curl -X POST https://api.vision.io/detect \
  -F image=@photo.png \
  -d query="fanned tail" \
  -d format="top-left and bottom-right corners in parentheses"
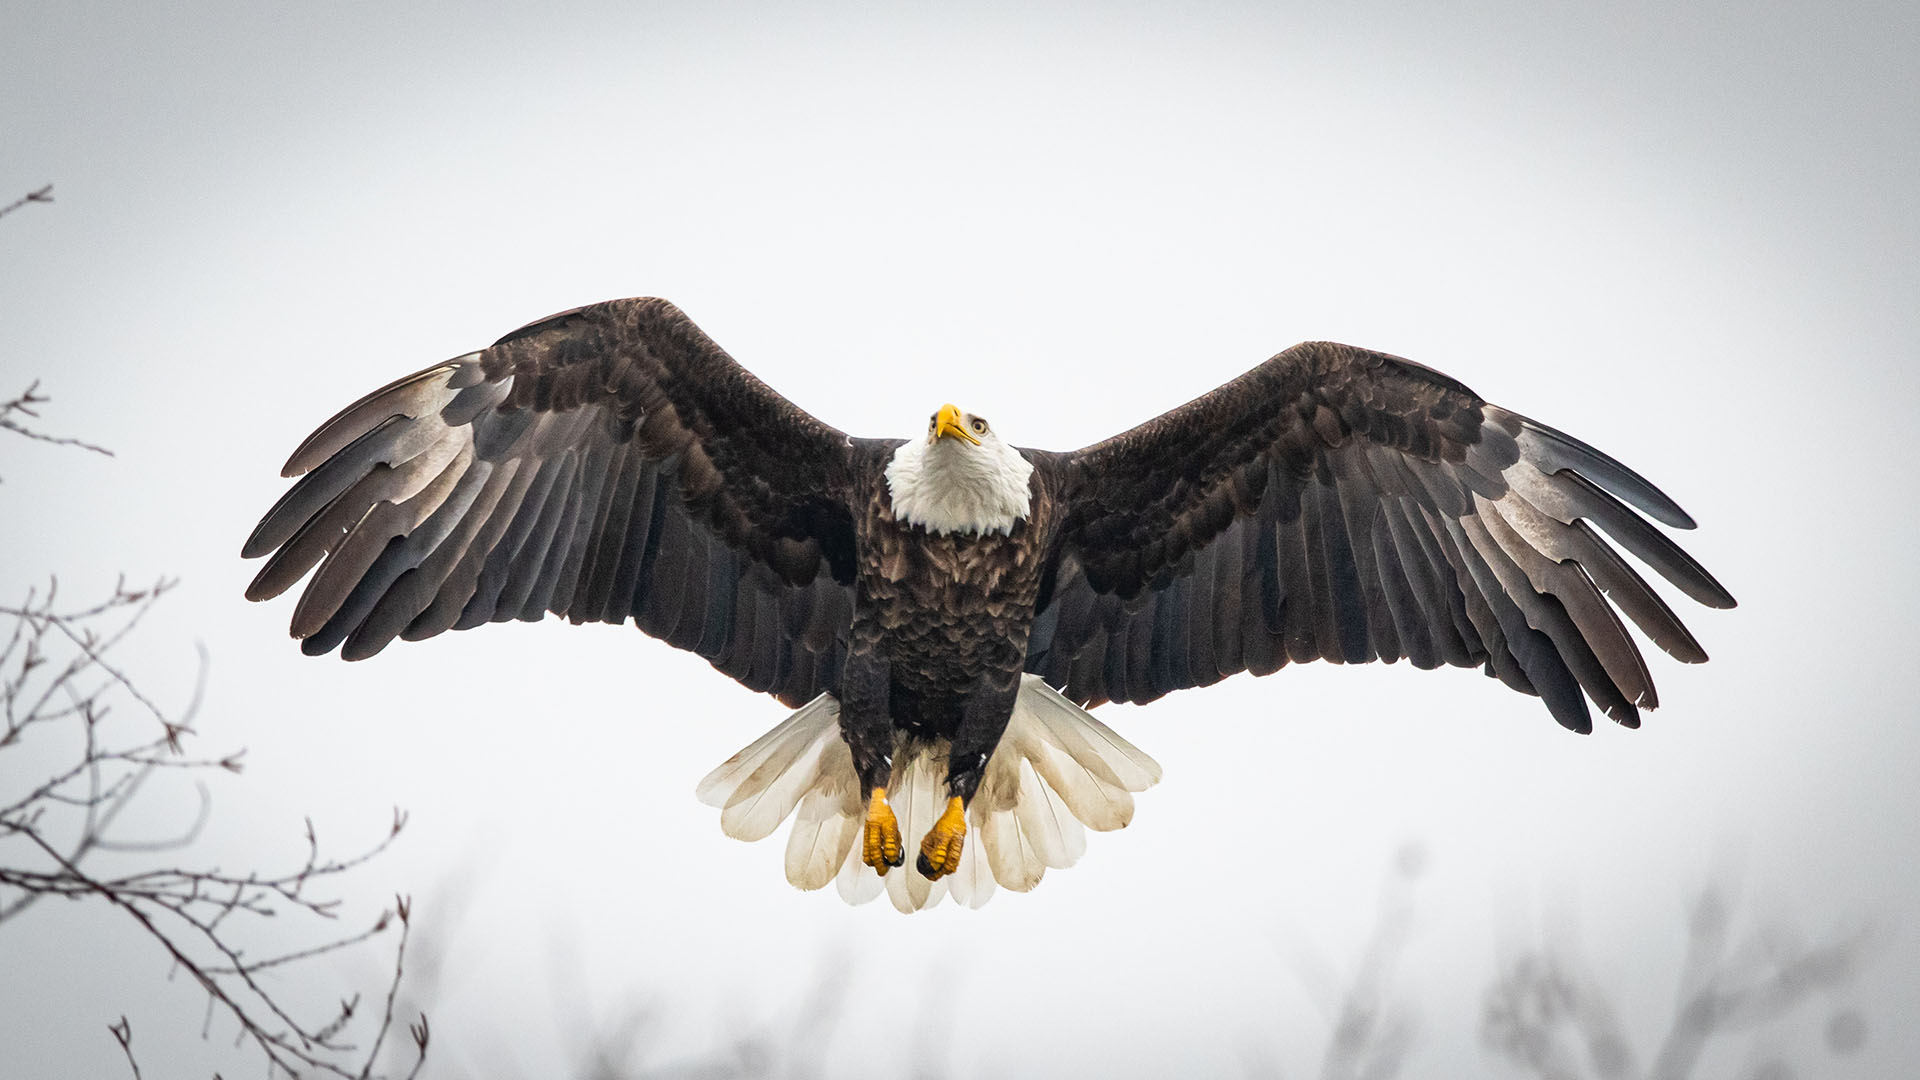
top-left (696, 675), bottom-right (1161, 912)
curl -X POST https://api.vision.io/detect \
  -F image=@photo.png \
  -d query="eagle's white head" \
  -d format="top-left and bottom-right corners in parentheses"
top-left (884, 403), bottom-right (1035, 536)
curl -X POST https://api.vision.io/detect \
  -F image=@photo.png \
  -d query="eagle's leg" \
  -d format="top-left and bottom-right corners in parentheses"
top-left (839, 648), bottom-right (902, 874)
top-left (917, 796), bottom-right (967, 880)
top-left (917, 670), bottom-right (1020, 880)
top-left (862, 787), bottom-right (903, 874)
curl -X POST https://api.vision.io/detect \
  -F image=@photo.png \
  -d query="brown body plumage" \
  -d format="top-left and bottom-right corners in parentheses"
top-left (856, 475), bottom-right (1059, 736)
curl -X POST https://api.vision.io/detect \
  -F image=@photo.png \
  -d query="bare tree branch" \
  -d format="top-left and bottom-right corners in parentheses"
top-left (5, 204), bottom-right (426, 1075)
top-left (0, 578), bottom-right (425, 1077)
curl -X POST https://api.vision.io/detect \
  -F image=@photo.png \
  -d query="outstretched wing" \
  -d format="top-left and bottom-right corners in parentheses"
top-left (1025, 342), bottom-right (1735, 732)
top-left (244, 297), bottom-right (860, 707)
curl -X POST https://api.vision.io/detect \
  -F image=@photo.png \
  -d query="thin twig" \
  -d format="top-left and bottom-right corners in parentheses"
top-left (0, 183), bottom-right (53, 221)
top-left (1, 379), bottom-right (114, 461)
top-left (357, 895), bottom-right (415, 1080)
top-left (108, 1016), bottom-right (141, 1080)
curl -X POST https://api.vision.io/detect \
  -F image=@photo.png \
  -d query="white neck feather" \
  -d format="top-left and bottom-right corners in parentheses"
top-left (884, 435), bottom-right (1035, 536)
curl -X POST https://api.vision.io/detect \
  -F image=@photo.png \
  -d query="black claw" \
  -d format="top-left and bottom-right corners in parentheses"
top-left (915, 853), bottom-right (936, 878)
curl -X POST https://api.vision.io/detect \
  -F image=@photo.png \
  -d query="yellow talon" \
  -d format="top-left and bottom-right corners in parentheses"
top-left (862, 787), bottom-right (903, 874)
top-left (916, 795), bottom-right (968, 880)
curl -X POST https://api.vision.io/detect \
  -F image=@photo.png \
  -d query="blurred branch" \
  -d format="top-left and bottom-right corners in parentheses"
top-left (0, 183), bottom-right (53, 221)
top-left (582, 952), bottom-right (866, 1080)
top-left (1305, 843), bottom-right (1424, 1080)
top-left (1648, 882), bottom-right (1867, 1080)
top-left (409, 929), bottom-right (915, 1080)
top-left (1481, 880), bottom-right (1871, 1080)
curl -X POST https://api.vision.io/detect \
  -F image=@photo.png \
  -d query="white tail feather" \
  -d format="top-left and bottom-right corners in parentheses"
top-left (834, 836), bottom-right (886, 905)
top-left (947, 807), bottom-right (996, 909)
top-left (695, 691), bottom-right (840, 811)
top-left (782, 764), bottom-right (860, 890)
top-left (696, 675), bottom-right (1160, 912)
top-left (886, 749), bottom-right (949, 913)
top-left (695, 694), bottom-right (845, 843)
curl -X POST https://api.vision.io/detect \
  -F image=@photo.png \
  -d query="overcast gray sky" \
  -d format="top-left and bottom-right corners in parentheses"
top-left (4, 1), bottom-right (1917, 1076)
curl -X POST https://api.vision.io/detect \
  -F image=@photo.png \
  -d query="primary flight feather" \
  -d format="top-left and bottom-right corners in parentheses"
top-left (245, 297), bottom-right (1733, 912)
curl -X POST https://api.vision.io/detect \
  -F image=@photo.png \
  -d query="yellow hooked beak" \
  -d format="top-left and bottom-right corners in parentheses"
top-left (933, 403), bottom-right (980, 445)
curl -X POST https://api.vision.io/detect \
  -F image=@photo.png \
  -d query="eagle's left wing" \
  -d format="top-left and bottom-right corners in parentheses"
top-left (1024, 342), bottom-right (1734, 732)
top-left (243, 298), bottom-right (861, 707)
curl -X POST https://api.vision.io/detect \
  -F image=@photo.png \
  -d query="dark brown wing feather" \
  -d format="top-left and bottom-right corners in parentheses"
top-left (1025, 342), bottom-right (1734, 732)
top-left (243, 297), bottom-right (859, 707)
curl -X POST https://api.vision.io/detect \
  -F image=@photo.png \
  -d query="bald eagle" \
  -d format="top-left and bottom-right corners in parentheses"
top-left (244, 297), bottom-right (1733, 912)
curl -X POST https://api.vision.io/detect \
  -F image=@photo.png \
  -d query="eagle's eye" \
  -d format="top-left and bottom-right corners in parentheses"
top-left (972, 418), bottom-right (987, 434)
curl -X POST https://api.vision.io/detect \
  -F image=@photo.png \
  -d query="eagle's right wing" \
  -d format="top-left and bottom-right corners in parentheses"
top-left (243, 297), bottom-right (859, 707)
top-left (1027, 341), bottom-right (1734, 732)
